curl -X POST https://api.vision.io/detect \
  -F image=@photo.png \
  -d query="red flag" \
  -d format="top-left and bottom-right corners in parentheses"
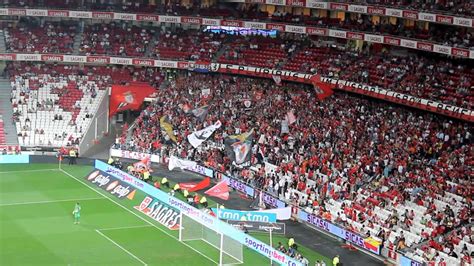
top-left (109, 83), bottom-right (155, 117)
top-left (309, 74), bottom-right (334, 100)
top-left (205, 180), bottom-right (229, 200)
top-left (179, 177), bottom-right (211, 192)
top-left (133, 157), bottom-right (151, 173)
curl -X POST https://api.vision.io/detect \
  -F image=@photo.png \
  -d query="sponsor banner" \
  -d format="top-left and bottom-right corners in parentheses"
top-left (0, 154), bottom-right (29, 164)
top-left (8, 8), bottom-right (27, 16)
top-left (181, 16), bottom-right (202, 25)
top-left (134, 196), bottom-right (180, 229)
top-left (400, 39), bottom-right (417, 49)
top-left (136, 14), bottom-right (159, 22)
top-left (63, 55), bottom-right (87, 63)
top-left (95, 160), bottom-right (302, 266)
top-left (87, 55), bottom-right (110, 64)
top-left (212, 208), bottom-right (277, 222)
top-left (285, 25), bottom-right (306, 34)
top-left (436, 15), bottom-right (453, 24)
top-left (330, 3), bottom-right (349, 11)
top-left (69, 11), bottom-right (92, 18)
top-left (182, 162), bottom-right (214, 178)
top-left (262, 191), bottom-right (286, 208)
top-left (286, 0), bottom-right (305, 7)
top-left (399, 255), bottom-right (423, 266)
top-left (402, 10), bottom-right (418, 20)
top-left (110, 148), bottom-right (160, 163)
top-left (298, 209), bottom-right (381, 255)
top-left (266, 23), bottom-right (285, 31)
top-left (266, 0), bottom-right (286, 5)
top-left (202, 18), bottom-right (221, 26)
top-left (260, 207), bottom-right (291, 220)
top-left (92, 11), bottom-right (114, 19)
top-left (453, 17), bottom-right (472, 27)
top-left (329, 29), bottom-right (347, 39)
top-left (451, 47), bottom-right (470, 58)
top-left (419, 12), bottom-right (436, 22)
top-left (110, 57), bottom-right (132, 65)
top-left (306, 27), bottom-right (327, 36)
top-left (0, 8), bottom-right (8, 16)
top-left (306, 0), bottom-right (328, 9)
top-left (227, 220), bottom-right (286, 234)
top-left (364, 34), bottom-right (383, 43)
top-left (243, 21), bottom-right (266, 30)
top-left (16, 53), bottom-right (41, 61)
top-left (47, 10), bottom-right (69, 17)
top-left (433, 44), bottom-right (451, 55)
top-left (0, 53), bottom-right (16, 60)
top-left (26, 9), bottom-right (47, 16)
top-left (367, 6), bottom-right (385, 15)
top-left (114, 12), bottom-right (136, 20)
top-left (85, 170), bottom-right (136, 199)
top-left (159, 15), bottom-right (181, 23)
top-left (385, 8), bottom-right (403, 17)
top-left (155, 60), bottom-right (178, 68)
top-left (220, 173), bottom-right (255, 197)
top-left (416, 42), bottom-right (434, 52)
top-left (323, 77), bottom-right (474, 122)
top-left (347, 32), bottom-right (364, 40)
top-left (221, 20), bottom-right (243, 27)
top-left (349, 5), bottom-right (368, 14)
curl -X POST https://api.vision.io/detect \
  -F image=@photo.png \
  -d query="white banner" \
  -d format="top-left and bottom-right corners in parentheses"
top-left (260, 207), bottom-right (292, 220)
top-left (168, 155), bottom-right (197, 171)
top-left (109, 148), bottom-right (160, 163)
top-left (187, 121), bottom-right (222, 148)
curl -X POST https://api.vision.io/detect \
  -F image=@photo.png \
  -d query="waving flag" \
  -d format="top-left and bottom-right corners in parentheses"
top-left (285, 110), bottom-right (296, 125)
top-left (187, 121), bottom-right (222, 148)
top-left (109, 84), bottom-right (155, 117)
top-left (191, 105), bottom-right (209, 122)
top-left (224, 130), bottom-right (254, 165)
top-left (205, 180), bottom-right (229, 200)
top-left (168, 156), bottom-right (197, 171)
top-left (160, 116), bottom-right (177, 143)
top-left (179, 177), bottom-right (211, 192)
top-left (133, 157), bottom-right (151, 173)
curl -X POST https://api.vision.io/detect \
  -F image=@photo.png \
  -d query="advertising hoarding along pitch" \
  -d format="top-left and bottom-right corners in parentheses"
top-left (211, 208), bottom-right (277, 222)
top-left (85, 170), bottom-right (136, 199)
top-left (95, 160), bottom-right (302, 266)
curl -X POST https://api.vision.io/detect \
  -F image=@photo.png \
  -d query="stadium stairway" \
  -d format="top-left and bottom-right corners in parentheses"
top-left (0, 30), bottom-right (6, 53)
top-left (0, 78), bottom-right (19, 145)
top-left (73, 22), bottom-right (84, 54)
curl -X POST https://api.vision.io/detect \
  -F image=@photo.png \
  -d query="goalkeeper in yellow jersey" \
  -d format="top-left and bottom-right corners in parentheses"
top-left (72, 202), bottom-right (81, 224)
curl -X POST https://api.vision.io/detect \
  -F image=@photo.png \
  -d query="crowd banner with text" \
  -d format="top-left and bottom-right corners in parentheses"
top-left (168, 155), bottom-right (197, 171)
top-left (226, 220), bottom-right (286, 235)
top-left (0, 53), bottom-right (472, 122)
top-left (95, 160), bottom-right (302, 266)
top-left (219, 172), bottom-right (255, 197)
top-left (211, 208), bottom-right (277, 222)
top-left (298, 209), bottom-right (381, 255)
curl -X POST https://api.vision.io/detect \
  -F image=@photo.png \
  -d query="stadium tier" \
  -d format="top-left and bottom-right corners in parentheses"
top-left (0, 2), bottom-right (472, 266)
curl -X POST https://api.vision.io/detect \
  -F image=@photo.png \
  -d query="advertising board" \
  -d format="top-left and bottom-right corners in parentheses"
top-left (0, 154), bottom-right (30, 164)
top-left (84, 170), bottom-right (136, 199)
top-left (211, 208), bottom-right (277, 222)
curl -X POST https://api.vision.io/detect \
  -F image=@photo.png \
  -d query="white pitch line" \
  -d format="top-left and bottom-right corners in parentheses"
top-left (98, 224), bottom-right (153, 231)
top-left (0, 168), bottom-right (59, 174)
top-left (95, 229), bottom-right (147, 266)
top-left (59, 169), bottom-right (219, 265)
top-left (0, 197), bottom-right (105, 207)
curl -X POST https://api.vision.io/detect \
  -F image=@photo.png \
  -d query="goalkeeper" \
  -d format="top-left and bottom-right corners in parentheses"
top-left (72, 202), bottom-right (81, 224)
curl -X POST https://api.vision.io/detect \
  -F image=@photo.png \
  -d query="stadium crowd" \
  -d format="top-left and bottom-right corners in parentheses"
top-left (114, 72), bottom-right (473, 264)
top-left (4, 20), bottom-right (472, 109)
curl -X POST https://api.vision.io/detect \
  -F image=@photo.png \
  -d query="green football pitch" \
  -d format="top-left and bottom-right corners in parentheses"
top-left (0, 163), bottom-right (332, 266)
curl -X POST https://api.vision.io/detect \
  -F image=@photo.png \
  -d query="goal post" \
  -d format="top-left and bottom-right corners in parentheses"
top-left (179, 212), bottom-right (244, 265)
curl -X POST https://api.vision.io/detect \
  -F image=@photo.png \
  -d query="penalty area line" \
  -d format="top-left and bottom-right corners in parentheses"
top-left (95, 229), bottom-right (147, 266)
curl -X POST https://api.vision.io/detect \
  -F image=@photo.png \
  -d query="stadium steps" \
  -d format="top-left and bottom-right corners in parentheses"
top-left (145, 31), bottom-right (159, 57)
top-left (0, 30), bottom-right (6, 53)
top-left (73, 22), bottom-right (84, 54)
top-left (0, 78), bottom-right (19, 145)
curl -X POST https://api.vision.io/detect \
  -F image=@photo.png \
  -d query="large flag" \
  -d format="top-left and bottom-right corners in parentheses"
top-left (191, 105), bottom-right (209, 122)
top-left (224, 130), bottom-right (253, 165)
top-left (310, 74), bottom-right (334, 100)
top-left (168, 156), bottom-right (197, 171)
top-left (179, 177), bottom-right (211, 192)
top-left (160, 116), bottom-right (177, 143)
top-left (109, 84), bottom-right (155, 117)
top-left (187, 120), bottom-right (222, 148)
top-left (205, 180), bottom-right (229, 200)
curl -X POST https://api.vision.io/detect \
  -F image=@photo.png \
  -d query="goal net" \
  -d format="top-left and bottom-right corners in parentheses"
top-left (179, 212), bottom-right (243, 265)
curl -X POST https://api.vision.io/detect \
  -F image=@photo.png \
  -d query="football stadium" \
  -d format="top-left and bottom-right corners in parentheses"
top-left (0, 1), bottom-right (472, 266)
